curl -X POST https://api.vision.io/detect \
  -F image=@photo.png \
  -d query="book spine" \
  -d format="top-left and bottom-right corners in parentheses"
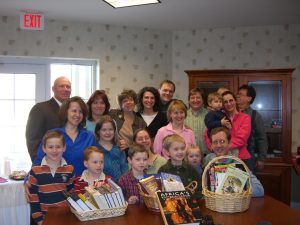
top-left (65, 196), bottom-right (84, 212)
top-left (84, 187), bottom-right (103, 209)
top-left (95, 187), bottom-right (112, 208)
top-left (209, 167), bottom-right (215, 192)
top-left (78, 193), bottom-right (98, 210)
top-left (62, 191), bottom-right (84, 212)
top-left (107, 179), bottom-right (126, 207)
top-left (70, 193), bottom-right (92, 212)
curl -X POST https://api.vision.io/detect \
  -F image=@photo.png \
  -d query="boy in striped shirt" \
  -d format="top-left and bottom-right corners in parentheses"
top-left (28, 130), bottom-right (75, 225)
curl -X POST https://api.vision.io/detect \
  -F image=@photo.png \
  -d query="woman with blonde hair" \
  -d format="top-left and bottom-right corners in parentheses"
top-left (153, 100), bottom-right (196, 158)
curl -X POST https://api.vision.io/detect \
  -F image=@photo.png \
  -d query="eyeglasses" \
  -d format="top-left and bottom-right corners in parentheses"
top-left (212, 139), bottom-right (226, 145)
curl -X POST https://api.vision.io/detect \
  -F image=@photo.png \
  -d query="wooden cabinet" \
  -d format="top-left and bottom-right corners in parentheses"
top-left (185, 69), bottom-right (294, 204)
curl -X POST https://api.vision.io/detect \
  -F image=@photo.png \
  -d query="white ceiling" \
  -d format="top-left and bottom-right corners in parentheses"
top-left (0, 0), bottom-right (300, 30)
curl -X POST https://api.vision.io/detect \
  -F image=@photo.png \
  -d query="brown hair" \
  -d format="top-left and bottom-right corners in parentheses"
top-left (159, 80), bottom-right (176, 92)
top-left (127, 143), bottom-right (149, 159)
top-left (117, 89), bottom-right (138, 108)
top-left (43, 130), bottom-right (65, 147)
top-left (83, 146), bottom-right (104, 161)
top-left (163, 134), bottom-right (186, 152)
top-left (209, 127), bottom-right (231, 142)
top-left (86, 90), bottom-right (110, 120)
top-left (188, 87), bottom-right (204, 100)
top-left (94, 115), bottom-right (118, 144)
top-left (59, 96), bottom-right (88, 128)
top-left (137, 86), bottom-right (161, 113)
top-left (222, 90), bottom-right (237, 101)
top-left (133, 128), bottom-right (154, 153)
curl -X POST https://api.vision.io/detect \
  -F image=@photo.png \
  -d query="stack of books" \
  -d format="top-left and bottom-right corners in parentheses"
top-left (207, 163), bottom-right (249, 194)
top-left (64, 178), bottom-right (125, 213)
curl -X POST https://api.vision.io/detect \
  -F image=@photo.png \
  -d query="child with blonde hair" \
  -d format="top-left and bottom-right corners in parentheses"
top-left (186, 145), bottom-right (203, 176)
top-left (158, 134), bottom-right (202, 199)
top-left (204, 92), bottom-right (231, 135)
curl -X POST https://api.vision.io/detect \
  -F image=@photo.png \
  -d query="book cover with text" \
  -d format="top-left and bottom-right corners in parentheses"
top-left (156, 191), bottom-right (202, 225)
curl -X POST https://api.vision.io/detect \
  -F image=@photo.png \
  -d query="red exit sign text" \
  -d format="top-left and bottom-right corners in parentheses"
top-left (20, 12), bottom-right (44, 30)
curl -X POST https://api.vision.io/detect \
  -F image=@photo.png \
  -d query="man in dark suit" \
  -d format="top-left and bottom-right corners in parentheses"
top-left (26, 76), bottom-right (71, 162)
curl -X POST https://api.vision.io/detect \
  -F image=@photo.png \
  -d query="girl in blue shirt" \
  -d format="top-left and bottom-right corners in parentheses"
top-left (94, 115), bottom-right (128, 182)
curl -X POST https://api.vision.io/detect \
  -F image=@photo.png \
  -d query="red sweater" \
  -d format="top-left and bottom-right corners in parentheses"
top-left (74, 173), bottom-right (112, 195)
top-left (204, 111), bottom-right (251, 160)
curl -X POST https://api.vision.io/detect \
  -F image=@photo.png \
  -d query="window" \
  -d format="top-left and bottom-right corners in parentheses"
top-left (50, 63), bottom-right (96, 101)
top-left (0, 57), bottom-right (98, 173)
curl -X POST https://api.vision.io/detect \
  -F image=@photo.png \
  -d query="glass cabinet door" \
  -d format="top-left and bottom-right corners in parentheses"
top-left (248, 80), bottom-right (283, 159)
top-left (240, 73), bottom-right (291, 163)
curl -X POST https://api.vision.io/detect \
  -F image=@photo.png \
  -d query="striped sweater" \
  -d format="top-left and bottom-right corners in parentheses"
top-left (28, 158), bottom-right (75, 223)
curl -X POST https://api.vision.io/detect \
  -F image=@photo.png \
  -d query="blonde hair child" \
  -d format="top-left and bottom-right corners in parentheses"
top-left (205, 92), bottom-right (231, 135)
top-left (186, 145), bottom-right (203, 175)
top-left (158, 134), bottom-right (203, 199)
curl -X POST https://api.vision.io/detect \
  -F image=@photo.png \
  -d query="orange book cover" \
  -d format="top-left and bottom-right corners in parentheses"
top-left (156, 191), bottom-right (202, 225)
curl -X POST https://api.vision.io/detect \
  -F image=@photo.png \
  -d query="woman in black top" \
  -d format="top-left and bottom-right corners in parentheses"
top-left (136, 87), bottom-right (168, 139)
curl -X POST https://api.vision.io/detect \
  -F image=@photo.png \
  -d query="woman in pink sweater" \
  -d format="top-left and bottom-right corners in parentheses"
top-left (153, 100), bottom-right (196, 158)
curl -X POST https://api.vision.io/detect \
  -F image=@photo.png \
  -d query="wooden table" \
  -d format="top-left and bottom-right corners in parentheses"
top-left (43, 196), bottom-right (300, 225)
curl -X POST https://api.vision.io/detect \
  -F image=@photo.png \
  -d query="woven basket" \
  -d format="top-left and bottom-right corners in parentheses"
top-left (138, 180), bottom-right (198, 212)
top-left (70, 203), bottom-right (128, 221)
top-left (137, 183), bottom-right (160, 212)
top-left (202, 155), bottom-right (252, 213)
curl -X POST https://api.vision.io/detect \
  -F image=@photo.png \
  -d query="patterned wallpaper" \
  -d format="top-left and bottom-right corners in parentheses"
top-left (0, 16), bottom-right (172, 108)
top-left (172, 24), bottom-right (300, 153)
top-left (0, 16), bottom-right (299, 153)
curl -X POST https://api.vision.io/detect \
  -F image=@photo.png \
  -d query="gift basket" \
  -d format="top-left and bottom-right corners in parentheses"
top-left (70, 203), bottom-right (128, 221)
top-left (68, 179), bottom-right (128, 221)
top-left (202, 155), bottom-right (252, 213)
top-left (137, 176), bottom-right (161, 212)
top-left (138, 185), bottom-right (161, 212)
top-left (138, 175), bottom-right (198, 212)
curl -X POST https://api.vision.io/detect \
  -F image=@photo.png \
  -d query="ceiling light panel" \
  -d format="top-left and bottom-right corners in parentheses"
top-left (104, 0), bottom-right (160, 8)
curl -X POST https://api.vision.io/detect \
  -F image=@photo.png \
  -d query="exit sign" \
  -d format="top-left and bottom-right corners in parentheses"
top-left (20, 12), bottom-right (44, 30)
